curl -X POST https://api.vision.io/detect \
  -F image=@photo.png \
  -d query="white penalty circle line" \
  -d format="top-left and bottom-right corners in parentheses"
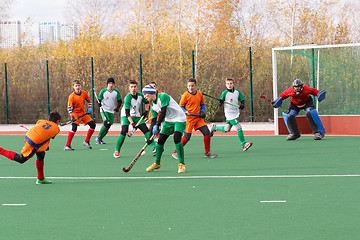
top-left (2, 204), bottom-right (27, 206)
top-left (1, 174), bottom-right (360, 180)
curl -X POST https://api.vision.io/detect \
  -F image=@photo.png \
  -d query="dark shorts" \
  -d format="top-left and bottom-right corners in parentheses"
top-left (288, 97), bottom-right (314, 114)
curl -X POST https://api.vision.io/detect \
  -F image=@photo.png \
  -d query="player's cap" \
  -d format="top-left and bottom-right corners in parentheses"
top-left (107, 78), bottom-right (115, 84)
top-left (142, 84), bottom-right (157, 94)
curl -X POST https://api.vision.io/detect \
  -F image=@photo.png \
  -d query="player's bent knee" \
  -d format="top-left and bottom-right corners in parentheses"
top-left (234, 123), bottom-right (242, 131)
top-left (173, 131), bottom-right (182, 144)
top-left (104, 121), bottom-right (111, 129)
top-left (88, 121), bottom-right (96, 129)
top-left (14, 154), bottom-right (28, 164)
top-left (71, 123), bottom-right (78, 132)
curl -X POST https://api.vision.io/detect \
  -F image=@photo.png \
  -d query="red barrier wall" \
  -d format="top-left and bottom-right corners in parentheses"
top-left (278, 115), bottom-right (360, 135)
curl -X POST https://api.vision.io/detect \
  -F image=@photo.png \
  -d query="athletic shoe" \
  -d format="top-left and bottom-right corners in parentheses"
top-left (113, 151), bottom-right (120, 158)
top-left (178, 163), bottom-right (186, 173)
top-left (172, 152), bottom-right (178, 160)
top-left (82, 141), bottom-right (92, 149)
top-left (286, 134), bottom-right (301, 141)
top-left (209, 123), bottom-right (216, 137)
top-left (204, 152), bottom-right (218, 158)
top-left (314, 132), bottom-right (324, 140)
top-left (64, 145), bottom-right (74, 151)
top-left (36, 178), bottom-right (52, 184)
top-left (146, 162), bottom-right (161, 172)
top-left (95, 137), bottom-right (106, 144)
top-left (242, 142), bottom-right (253, 151)
top-left (153, 148), bottom-right (157, 156)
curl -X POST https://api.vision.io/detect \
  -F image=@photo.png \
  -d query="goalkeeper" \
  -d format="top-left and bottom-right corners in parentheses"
top-left (273, 79), bottom-right (327, 140)
top-left (95, 78), bottom-right (122, 144)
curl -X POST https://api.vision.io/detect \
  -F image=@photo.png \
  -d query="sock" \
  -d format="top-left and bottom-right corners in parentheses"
top-left (115, 134), bottom-right (126, 152)
top-left (144, 132), bottom-right (156, 150)
top-left (85, 128), bottom-right (95, 143)
top-left (98, 125), bottom-right (109, 139)
top-left (66, 131), bottom-right (75, 146)
top-left (174, 137), bottom-right (189, 153)
top-left (175, 142), bottom-right (185, 164)
top-left (214, 125), bottom-right (226, 132)
top-left (204, 135), bottom-right (211, 154)
top-left (237, 129), bottom-right (246, 146)
top-left (36, 160), bottom-right (45, 180)
top-left (0, 147), bottom-right (17, 160)
top-left (155, 144), bottom-right (164, 165)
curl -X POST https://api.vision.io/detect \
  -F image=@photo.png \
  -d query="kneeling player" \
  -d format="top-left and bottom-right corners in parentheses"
top-left (273, 79), bottom-right (327, 140)
top-left (0, 111), bottom-right (61, 184)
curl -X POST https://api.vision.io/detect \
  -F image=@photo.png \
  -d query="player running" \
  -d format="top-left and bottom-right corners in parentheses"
top-left (210, 78), bottom-right (253, 151)
top-left (273, 79), bottom-right (327, 140)
top-left (64, 80), bottom-right (96, 150)
top-left (113, 80), bottom-right (155, 158)
top-left (142, 84), bottom-right (187, 173)
top-left (95, 78), bottom-right (122, 144)
top-left (172, 78), bottom-right (217, 159)
top-left (0, 111), bottom-right (61, 184)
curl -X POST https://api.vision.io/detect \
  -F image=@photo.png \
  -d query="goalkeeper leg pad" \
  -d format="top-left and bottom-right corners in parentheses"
top-left (306, 109), bottom-right (325, 135)
top-left (283, 113), bottom-right (300, 140)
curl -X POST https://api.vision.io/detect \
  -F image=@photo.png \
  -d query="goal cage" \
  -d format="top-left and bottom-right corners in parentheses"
top-left (272, 43), bottom-right (360, 135)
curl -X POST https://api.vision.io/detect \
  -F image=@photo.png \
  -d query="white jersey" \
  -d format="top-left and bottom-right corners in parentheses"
top-left (220, 88), bottom-right (245, 120)
top-left (121, 92), bottom-right (148, 117)
top-left (150, 93), bottom-right (186, 122)
top-left (98, 88), bottom-right (121, 114)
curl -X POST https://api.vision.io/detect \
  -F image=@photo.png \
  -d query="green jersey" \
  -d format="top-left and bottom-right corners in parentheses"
top-left (121, 92), bottom-right (148, 118)
top-left (150, 93), bottom-right (186, 122)
top-left (98, 88), bottom-right (122, 114)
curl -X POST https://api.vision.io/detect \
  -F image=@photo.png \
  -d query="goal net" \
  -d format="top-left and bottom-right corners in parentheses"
top-left (272, 43), bottom-right (360, 135)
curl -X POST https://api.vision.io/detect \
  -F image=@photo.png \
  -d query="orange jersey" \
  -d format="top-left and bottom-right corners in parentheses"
top-left (23, 120), bottom-right (60, 153)
top-left (67, 90), bottom-right (92, 115)
top-left (179, 90), bottom-right (205, 115)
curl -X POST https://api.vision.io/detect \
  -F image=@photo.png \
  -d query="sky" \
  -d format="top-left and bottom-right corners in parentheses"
top-left (9, 0), bottom-right (68, 24)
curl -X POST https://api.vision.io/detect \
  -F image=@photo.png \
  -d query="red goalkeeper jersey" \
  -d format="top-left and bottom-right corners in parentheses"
top-left (279, 85), bottom-right (319, 107)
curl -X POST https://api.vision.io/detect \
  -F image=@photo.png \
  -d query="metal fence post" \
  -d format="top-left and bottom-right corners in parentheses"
top-left (46, 60), bottom-right (50, 116)
top-left (4, 63), bottom-right (9, 124)
top-left (191, 50), bottom-right (195, 78)
top-left (91, 57), bottom-right (95, 120)
top-left (249, 47), bottom-right (254, 122)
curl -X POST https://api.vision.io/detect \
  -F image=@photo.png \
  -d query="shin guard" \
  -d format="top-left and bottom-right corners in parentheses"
top-left (306, 109), bottom-right (325, 135)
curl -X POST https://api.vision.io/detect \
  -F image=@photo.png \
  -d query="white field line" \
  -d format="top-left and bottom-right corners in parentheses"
top-left (2, 204), bottom-right (27, 206)
top-left (260, 200), bottom-right (287, 203)
top-left (1, 174), bottom-right (360, 180)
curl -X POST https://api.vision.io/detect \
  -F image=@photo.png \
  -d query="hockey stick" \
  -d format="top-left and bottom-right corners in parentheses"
top-left (203, 93), bottom-right (240, 108)
top-left (19, 125), bottom-right (29, 131)
top-left (187, 113), bottom-right (201, 117)
top-left (93, 88), bottom-right (111, 125)
top-left (260, 93), bottom-right (272, 103)
top-left (60, 113), bottom-right (88, 126)
top-left (122, 134), bottom-right (155, 173)
top-left (127, 115), bottom-right (145, 137)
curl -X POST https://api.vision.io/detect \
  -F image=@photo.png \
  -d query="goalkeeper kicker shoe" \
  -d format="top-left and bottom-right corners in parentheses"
top-left (36, 178), bottom-right (52, 184)
top-left (146, 162), bottom-right (161, 172)
top-left (178, 163), bottom-right (186, 173)
top-left (204, 152), bottom-right (218, 158)
top-left (242, 142), bottom-right (253, 152)
top-left (82, 141), bottom-right (92, 149)
top-left (286, 133), bottom-right (301, 141)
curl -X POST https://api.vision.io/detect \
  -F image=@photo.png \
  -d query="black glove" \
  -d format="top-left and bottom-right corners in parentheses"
top-left (71, 115), bottom-right (75, 122)
top-left (97, 100), bottom-right (102, 107)
top-left (200, 111), bottom-right (206, 118)
top-left (239, 103), bottom-right (245, 110)
top-left (218, 99), bottom-right (224, 106)
top-left (131, 122), bottom-right (137, 129)
top-left (142, 110), bottom-right (149, 118)
top-left (114, 106), bottom-right (120, 112)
